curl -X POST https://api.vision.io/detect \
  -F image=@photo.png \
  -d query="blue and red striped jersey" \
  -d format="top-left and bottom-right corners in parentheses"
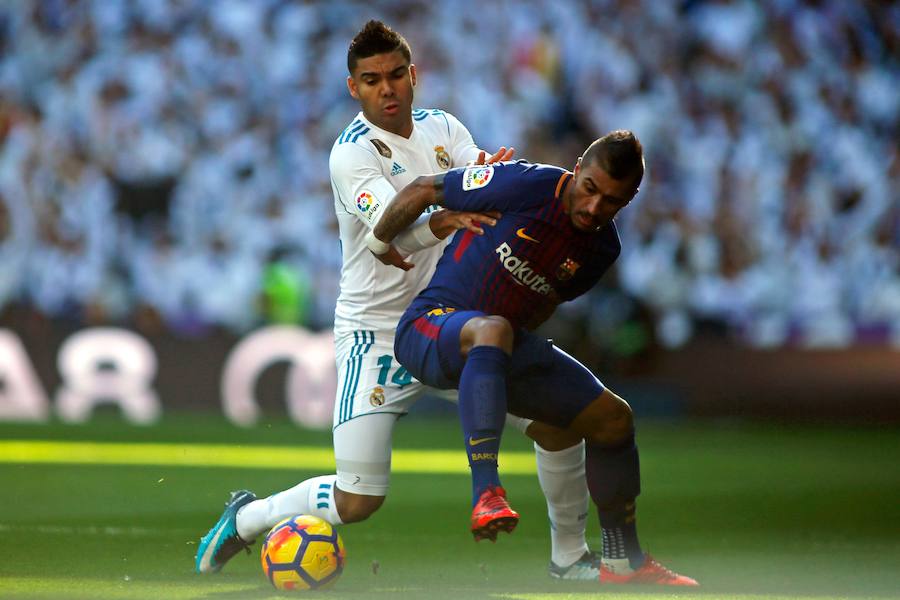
top-left (407, 161), bottom-right (622, 329)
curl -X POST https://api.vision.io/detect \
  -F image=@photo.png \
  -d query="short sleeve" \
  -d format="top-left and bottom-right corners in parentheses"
top-left (329, 143), bottom-right (397, 229)
top-left (443, 111), bottom-right (481, 166)
top-left (441, 161), bottom-right (564, 213)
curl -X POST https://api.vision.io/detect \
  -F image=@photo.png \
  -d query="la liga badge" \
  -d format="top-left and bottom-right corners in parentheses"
top-left (462, 165), bottom-right (494, 191)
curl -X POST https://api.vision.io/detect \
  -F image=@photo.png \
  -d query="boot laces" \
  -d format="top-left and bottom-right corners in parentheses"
top-left (643, 556), bottom-right (678, 581)
top-left (479, 488), bottom-right (510, 513)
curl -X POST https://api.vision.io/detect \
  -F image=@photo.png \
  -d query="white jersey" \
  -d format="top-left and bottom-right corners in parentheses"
top-left (329, 109), bottom-right (480, 339)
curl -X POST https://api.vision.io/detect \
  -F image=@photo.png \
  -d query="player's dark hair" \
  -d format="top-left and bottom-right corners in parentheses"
top-left (582, 130), bottom-right (644, 187)
top-left (347, 20), bottom-right (412, 74)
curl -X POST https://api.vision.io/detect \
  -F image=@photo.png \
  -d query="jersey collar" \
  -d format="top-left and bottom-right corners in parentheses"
top-left (356, 111), bottom-right (419, 144)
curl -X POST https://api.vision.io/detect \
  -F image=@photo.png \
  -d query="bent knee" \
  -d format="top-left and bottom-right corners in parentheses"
top-left (461, 315), bottom-right (515, 355)
top-left (526, 420), bottom-right (582, 452)
top-left (589, 396), bottom-right (633, 446)
top-left (335, 490), bottom-right (385, 523)
top-left (576, 390), bottom-right (635, 447)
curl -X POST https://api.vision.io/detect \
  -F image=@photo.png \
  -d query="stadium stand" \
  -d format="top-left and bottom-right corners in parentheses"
top-left (0, 0), bottom-right (897, 349)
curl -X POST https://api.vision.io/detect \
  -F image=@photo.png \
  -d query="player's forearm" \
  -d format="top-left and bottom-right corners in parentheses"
top-left (393, 213), bottom-right (442, 255)
top-left (372, 176), bottom-right (441, 244)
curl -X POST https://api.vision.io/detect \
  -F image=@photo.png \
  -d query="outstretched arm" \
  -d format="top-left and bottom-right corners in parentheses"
top-left (365, 174), bottom-right (446, 270)
top-left (386, 148), bottom-right (510, 265)
top-left (379, 174), bottom-right (445, 241)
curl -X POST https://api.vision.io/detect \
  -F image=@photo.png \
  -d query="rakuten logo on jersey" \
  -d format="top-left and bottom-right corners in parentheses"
top-left (495, 243), bottom-right (552, 295)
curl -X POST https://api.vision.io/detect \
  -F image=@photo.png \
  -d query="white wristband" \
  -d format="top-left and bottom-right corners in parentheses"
top-left (365, 230), bottom-right (391, 255)
top-left (412, 213), bottom-right (442, 246)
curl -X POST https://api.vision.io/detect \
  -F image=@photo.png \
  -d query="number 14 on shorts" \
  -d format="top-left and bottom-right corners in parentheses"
top-left (376, 355), bottom-right (413, 388)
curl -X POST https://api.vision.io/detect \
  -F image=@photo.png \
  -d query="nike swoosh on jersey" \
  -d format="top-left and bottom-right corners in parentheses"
top-left (469, 436), bottom-right (498, 446)
top-left (516, 228), bottom-right (540, 243)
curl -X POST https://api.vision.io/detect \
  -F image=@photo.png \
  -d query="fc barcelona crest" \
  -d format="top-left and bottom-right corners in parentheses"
top-left (434, 145), bottom-right (451, 169)
top-left (556, 258), bottom-right (580, 281)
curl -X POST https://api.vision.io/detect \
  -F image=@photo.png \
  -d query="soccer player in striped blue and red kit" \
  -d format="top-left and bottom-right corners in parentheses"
top-left (365, 130), bottom-right (697, 585)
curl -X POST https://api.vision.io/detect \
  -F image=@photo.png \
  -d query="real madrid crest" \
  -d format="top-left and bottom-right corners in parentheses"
top-left (434, 145), bottom-right (451, 169)
top-left (556, 258), bottom-right (581, 281)
top-left (370, 139), bottom-right (392, 159)
top-left (369, 386), bottom-right (385, 407)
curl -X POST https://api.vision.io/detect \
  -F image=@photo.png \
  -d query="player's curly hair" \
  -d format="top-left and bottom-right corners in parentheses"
top-left (583, 130), bottom-right (645, 186)
top-left (347, 20), bottom-right (412, 74)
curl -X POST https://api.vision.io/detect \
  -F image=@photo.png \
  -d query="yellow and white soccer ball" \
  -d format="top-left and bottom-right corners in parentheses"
top-left (260, 515), bottom-right (346, 591)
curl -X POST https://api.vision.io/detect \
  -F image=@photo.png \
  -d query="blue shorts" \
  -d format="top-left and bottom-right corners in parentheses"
top-left (395, 306), bottom-right (605, 429)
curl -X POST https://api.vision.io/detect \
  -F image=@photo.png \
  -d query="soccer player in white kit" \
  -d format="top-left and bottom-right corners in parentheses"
top-left (196, 20), bottom-right (599, 581)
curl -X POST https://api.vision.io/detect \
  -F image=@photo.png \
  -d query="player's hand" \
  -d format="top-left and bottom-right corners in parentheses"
top-left (429, 210), bottom-right (501, 239)
top-left (370, 245), bottom-right (415, 271)
top-left (472, 146), bottom-right (515, 166)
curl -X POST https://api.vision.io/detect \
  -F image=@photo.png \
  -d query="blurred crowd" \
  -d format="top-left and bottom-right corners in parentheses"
top-left (0, 0), bottom-right (897, 348)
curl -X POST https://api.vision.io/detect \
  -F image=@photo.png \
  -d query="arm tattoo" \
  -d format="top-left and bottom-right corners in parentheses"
top-left (373, 176), bottom-right (438, 242)
top-left (432, 173), bottom-right (446, 206)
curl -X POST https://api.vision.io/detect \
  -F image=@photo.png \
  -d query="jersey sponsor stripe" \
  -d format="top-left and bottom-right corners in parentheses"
top-left (348, 127), bottom-right (370, 143)
top-left (339, 123), bottom-right (365, 144)
top-left (413, 315), bottom-right (440, 340)
top-left (338, 331), bottom-right (360, 422)
top-left (337, 333), bottom-right (351, 420)
top-left (345, 330), bottom-right (368, 421)
top-left (341, 336), bottom-right (358, 422)
top-left (453, 230), bottom-right (476, 262)
top-left (348, 331), bottom-right (374, 421)
top-left (343, 333), bottom-right (362, 422)
top-left (316, 481), bottom-right (331, 508)
top-left (339, 120), bottom-right (365, 143)
top-left (340, 331), bottom-right (374, 424)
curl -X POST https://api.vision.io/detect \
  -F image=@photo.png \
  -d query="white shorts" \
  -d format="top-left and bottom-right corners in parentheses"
top-left (332, 329), bottom-right (532, 496)
top-left (333, 329), bottom-right (425, 427)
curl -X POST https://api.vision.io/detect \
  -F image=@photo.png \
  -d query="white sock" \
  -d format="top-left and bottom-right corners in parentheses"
top-left (236, 475), bottom-right (344, 541)
top-left (535, 441), bottom-right (590, 567)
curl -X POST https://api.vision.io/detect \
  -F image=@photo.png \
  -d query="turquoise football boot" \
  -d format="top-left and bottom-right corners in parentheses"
top-left (195, 490), bottom-right (257, 574)
top-left (549, 550), bottom-right (602, 580)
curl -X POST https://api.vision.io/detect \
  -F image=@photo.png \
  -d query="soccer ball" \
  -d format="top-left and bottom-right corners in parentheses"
top-left (260, 515), bottom-right (346, 591)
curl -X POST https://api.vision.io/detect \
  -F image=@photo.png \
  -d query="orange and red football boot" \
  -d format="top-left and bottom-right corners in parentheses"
top-left (470, 486), bottom-right (519, 542)
top-left (600, 554), bottom-right (699, 586)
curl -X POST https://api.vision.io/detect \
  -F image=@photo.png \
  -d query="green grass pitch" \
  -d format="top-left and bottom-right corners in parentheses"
top-left (0, 415), bottom-right (898, 600)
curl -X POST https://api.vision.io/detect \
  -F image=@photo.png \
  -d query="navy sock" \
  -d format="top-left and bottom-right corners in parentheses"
top-left (585, 434), bottom-right (644, 568)
top-left (458, 345), bottom-right (509, 506)
top-left (598, 503), bottom-right (643, 569)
